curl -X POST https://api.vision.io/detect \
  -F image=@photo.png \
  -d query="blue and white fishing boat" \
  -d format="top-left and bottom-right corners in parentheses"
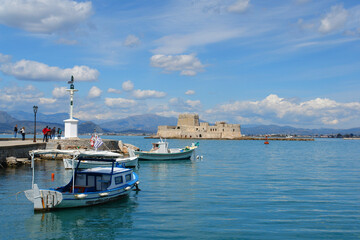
top-left (135, 140), bottom-right (198, 161)
top-left (24, 150), bottom-right (140, 211)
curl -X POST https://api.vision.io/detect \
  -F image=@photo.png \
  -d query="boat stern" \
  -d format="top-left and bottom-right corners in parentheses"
top-left (25, 184), bottom-right (63, 211)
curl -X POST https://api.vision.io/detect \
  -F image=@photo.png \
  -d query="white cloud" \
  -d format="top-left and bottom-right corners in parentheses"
top-left (186, 100), bottom-right (202, 108)
top-left (206, 94), bottom-right (360, 127)
top-left (132, 89), bottom-right (167, 99)
top-left (0, 84), bottom-right (44, 109)
top-left (227, 0), bottom-right (250, 13)
top-left (107, 88), bottom-right (122, 94)
top-left (124, 34), bottom-right (141, 47)
top-left (185, 90), bottom-right (195, 95)
top-left (150, 54), bottom-right (205, 76)
top-left (52, 86), bottom-right (67, 98)
top-left (0, 0), bottom-right (92, 34)
top-left (88, 86), bottom-right (102, 98)
top-left (0, 59), bottom-right (99, 81)
top-left (0, 53), bottom-right (11, 63)
top-left (153, 29), bottom-right (243, 55)
top-left (122, 80), bottom-right (134, 91)
top-left (169, 97), bottom-right (202, 111)
top-left (319, 5), bottom-right (348, 33)
top-left (39, 98), bottom-right (56, 104)
top-left (104, 98), bottom-right (137, 107)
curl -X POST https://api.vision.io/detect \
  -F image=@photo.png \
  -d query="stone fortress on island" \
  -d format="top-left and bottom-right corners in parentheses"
top-left (156, 113), bottom-right (242, 139)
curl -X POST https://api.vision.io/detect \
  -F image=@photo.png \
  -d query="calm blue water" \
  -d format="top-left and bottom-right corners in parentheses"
top-left (1, 136), bottom-right (360, 239)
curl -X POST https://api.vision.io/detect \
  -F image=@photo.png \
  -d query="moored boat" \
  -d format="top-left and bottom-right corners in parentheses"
top-left (135, 140), bottom-right (198, 161)
top-left (24, 150), bottom-right (140, 211)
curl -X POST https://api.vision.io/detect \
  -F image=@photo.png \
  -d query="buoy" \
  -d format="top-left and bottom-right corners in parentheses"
top-left (264, 136), bottom-right (269, 145)
top-left (51, 173), bottom-right (55, 181)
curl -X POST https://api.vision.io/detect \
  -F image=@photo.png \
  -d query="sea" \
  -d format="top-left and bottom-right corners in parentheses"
top-left (0, 136), bottom-right (360, 240)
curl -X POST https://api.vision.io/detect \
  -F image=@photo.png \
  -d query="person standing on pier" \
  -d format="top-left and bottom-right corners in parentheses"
top-left (42, 126), bottom-right (49, 142)
top-left (13, 125), bottom-right (18, 138)
top-left (20, 127), bottom-right (25, 141)
top-left (57, 128), bottom-right (62, 139)
top-left (51, 127), bottom-right (56, 139)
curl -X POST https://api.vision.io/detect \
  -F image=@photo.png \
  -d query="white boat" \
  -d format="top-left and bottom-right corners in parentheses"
top-left (24, 150), bottom-right (140, 211)
top-left (63, 149), bottom-right (139, 169)
top-left (135, 140), bottom-right (198, 161)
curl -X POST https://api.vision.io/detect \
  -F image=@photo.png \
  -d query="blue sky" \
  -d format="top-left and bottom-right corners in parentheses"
top-left (0, 0), bottom-right (360, 128)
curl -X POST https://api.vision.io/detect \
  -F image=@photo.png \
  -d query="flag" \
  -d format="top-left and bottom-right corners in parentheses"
top-left (94, 136), bottom-right (103, 149)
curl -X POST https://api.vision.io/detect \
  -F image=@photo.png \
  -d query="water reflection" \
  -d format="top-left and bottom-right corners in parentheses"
top-left (25, 194), bottom-right (139, 239)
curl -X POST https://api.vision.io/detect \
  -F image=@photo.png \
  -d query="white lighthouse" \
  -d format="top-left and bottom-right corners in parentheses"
top-left (64, 76), bottom-right (79, 139)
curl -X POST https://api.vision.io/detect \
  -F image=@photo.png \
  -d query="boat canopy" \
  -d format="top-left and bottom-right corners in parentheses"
top-left (29, 149), bottom-right (122, 158)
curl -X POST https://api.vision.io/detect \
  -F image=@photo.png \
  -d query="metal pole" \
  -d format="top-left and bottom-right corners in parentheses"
top-left (33, 111), bottom-right (37, 142)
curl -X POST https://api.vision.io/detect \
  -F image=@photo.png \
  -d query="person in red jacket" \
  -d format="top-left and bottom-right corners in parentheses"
top-left (42, 126), bottom-right (50, 142)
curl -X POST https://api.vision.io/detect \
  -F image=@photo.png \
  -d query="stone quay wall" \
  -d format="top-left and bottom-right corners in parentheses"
top-left (0, 141), bottom-right (46, 166)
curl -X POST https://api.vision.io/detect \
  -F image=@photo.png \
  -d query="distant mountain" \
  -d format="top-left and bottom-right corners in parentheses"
top-left (9, 111), bottom-right (70, 124)
top-left (241, 125), bottom-right (360, 136)
top-left (78, 121), bottom-right (108, 134)
top-left (2, 110), bottom-right (360, 136)
top-left (0, 111), bottom-right (17, 123)
top-left (100, 114), bottom-right (178, 133)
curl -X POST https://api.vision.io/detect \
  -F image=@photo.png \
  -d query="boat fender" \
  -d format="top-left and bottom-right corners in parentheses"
top-left (74, 194), bottom-right (87, 199)
top-left (134, 181), bottom-right (141, 191)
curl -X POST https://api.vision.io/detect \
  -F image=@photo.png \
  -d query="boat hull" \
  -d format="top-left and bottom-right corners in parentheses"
top-left (25, 173), bottom-right (139, 211)
top-left (135, 148), bottom-right (194, 161)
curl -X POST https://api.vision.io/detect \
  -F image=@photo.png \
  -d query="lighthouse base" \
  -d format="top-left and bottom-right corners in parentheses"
top-left (64, 119), bottom-right (79, 139)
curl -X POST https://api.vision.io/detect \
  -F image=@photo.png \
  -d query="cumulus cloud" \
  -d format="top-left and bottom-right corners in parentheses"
top-left (88, 86), bottom-right (102, 98)
top-left (206, 94), bottom-right (360, 127)
top-left (132, 89), bottom-right (167, 99)
top-left (105, 98), bottom-right (137, 107)
top-left (39, 98), bottom-right (56, 104)
top-left (185, 90), bottom-right (195, 95)
top-left (227, 0), bottom-right (250, 13)
top-left (150, 54), bottom-right (205, 76)
top-left (169, 97), bottom-right (202, 111)
top-left (52, 86), bottom-right (67, 98)
top-left (0, 0), bottom-right (92, 34)
top-left (0, 53), bottom-right (11, 63)
top-left (107, 88), bottom-right (122, 94)
top-left (122, 80), bottom-right (134, 91)
top-left (319, 5), bottom-right (348, 33)
top-left (0, 84), bottom-right (44, 109)
top-left (0, 59), bottom-right (99, 81)
top-left (124, 34), bottom-right (141, 47)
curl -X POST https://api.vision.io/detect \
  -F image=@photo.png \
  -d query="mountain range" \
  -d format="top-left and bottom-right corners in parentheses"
top-left (1, 111), bottom-right (359, 136)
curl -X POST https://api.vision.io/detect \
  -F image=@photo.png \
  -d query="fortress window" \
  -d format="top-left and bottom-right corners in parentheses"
top-left (233, 129), bottom-right (235, 132)
top-left (199, 134), bottom-right (202, 138)
top-left (223, 129), bottom-right (224, 132)
top-left (177, 127), bottom-right (180, 129)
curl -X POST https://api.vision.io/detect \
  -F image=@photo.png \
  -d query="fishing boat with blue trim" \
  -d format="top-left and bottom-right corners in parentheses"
top-left (24, 150), bottom-right (140, 211)
top-left (135, 140), bottom-right (199, 161)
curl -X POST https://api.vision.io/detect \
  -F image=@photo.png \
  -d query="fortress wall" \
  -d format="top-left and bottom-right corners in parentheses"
top-left (177, 113), bottom-right (199, 126)
top-left (157, 113), bottom-right (242, 139)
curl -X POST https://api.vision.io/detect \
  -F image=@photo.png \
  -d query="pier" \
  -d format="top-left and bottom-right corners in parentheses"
top-left (0, 139), bottom-right (46, 166)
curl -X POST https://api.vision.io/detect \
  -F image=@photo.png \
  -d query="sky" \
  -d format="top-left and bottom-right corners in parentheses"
top-left (0, 0), bottom-right (360, 128)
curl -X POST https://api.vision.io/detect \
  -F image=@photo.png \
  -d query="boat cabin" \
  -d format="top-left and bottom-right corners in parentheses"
top-left (57, 167), bottom-right (133, 193)
top-left (151, 141), bottom-right (169, 153)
